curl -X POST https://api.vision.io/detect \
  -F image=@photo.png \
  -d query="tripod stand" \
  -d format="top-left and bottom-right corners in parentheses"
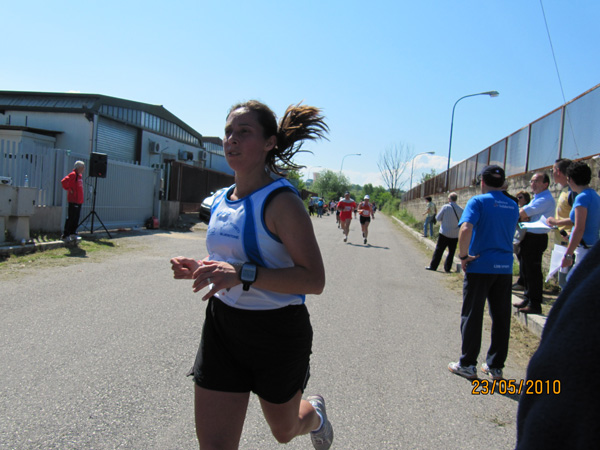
top-left (78, 176), bottom-right (112, 238)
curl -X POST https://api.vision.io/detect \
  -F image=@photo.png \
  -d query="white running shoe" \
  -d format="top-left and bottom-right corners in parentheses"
top-left (481, 363), bottom-right (503, 380)
top-left (448, 361), bottom-right (478, 380)
top-left (307, 395), bottom-right (333, 450)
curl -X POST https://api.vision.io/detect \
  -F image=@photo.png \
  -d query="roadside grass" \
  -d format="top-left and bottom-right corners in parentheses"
top-left (389, 209), bottom-right (542, 365)
top-left (390, 208), bottom-right (441, 239)
top-left (0, 237), bottom-right (120, 279)
top-left (437, 248), bottom-right (542, 364)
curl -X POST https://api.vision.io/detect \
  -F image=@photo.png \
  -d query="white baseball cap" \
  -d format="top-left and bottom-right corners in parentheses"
top-left (364, 195), bottom-right (370, 199)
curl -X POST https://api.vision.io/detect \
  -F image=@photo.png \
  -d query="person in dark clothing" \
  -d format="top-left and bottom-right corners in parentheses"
top-left (516, 240), bottom-right (600, 449)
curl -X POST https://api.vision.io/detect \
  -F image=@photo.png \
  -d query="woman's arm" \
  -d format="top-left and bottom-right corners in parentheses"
top-left (546, 217), bottom-right (573, 227)
top-left (260, 191), bottom-right (325, 294)
top-left (562, 206), bottom-right (587, 267)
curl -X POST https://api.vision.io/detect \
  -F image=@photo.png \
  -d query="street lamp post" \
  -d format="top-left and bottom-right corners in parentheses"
top-left (445, 90), bottom-right (499, 190)
top-left (410, 151), bottom-right (435, 191)
top-left (340, 153), bottom-right (361, 174)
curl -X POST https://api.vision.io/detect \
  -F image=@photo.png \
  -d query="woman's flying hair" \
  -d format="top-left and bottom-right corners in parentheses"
top-left (228, 100), bottom-right (329, 175)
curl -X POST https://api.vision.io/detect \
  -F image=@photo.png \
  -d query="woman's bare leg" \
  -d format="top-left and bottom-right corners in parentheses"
top-left (194, 385), bottom-right (250, 450)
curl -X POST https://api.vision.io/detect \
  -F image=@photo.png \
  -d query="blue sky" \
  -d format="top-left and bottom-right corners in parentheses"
top-left (2, 0), bottom-right (600, 188)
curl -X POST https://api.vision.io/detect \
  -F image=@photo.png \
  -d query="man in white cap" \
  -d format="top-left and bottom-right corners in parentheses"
top-left (357, 195), bottom-right (375, 245)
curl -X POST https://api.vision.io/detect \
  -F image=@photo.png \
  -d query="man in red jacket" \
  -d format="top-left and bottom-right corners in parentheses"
top-left (61, 161), bottom-right (85, 240)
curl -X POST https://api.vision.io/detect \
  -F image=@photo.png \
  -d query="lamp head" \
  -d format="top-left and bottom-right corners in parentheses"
top-left (486, 91), bottom-right (500, 97)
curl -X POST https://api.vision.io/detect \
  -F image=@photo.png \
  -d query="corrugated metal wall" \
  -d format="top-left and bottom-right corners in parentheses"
top-left (71, 156), bottom-right (158, 230)
top-left (1, 140), bottom-right (158, 230)
top-left (96, 117), bottom-right (138, 162)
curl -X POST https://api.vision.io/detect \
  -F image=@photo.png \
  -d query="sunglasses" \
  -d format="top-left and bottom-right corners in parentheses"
top-left (517, 196), bottom-right (524, 199)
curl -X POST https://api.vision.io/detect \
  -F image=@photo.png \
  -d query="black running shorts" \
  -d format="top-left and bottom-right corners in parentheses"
top-left (191, 297), bottom-right (313, 404)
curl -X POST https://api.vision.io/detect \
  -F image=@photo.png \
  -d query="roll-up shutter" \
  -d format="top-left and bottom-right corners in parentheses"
top-left (97, 117), bottom-right (137, 162)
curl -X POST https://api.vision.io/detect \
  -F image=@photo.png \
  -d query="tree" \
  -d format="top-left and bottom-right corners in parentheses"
top-left (312, 169), bottom-right (350, 200)
top-left (369, 186), bottom-right (392, 208)
top-left (419, 169), bottom-right (437, 184)
top-left (285, 168), bottom-right (305, 191)
top-left (377, 143), bottom-right (413, 197)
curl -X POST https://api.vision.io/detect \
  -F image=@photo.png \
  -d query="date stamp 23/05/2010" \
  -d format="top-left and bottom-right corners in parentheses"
top-left (471, 379), bottom-right (561, 396)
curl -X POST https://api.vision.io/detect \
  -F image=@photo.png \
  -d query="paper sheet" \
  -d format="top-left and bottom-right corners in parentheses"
top-left (546, 244), bottom-right (567, 282)
top-left (519, 216), bottom-right (554, 233)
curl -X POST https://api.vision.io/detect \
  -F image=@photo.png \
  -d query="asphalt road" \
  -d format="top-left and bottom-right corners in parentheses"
top-left (1, 213), bottom-right (527, 449)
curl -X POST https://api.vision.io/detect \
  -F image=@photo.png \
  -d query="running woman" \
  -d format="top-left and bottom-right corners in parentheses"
top-left (170, 100), bottom-right (333, 450)
top-left (337, 191), bottom-right (356, 242)
top-left (358, 195), bottom-right (375, 244)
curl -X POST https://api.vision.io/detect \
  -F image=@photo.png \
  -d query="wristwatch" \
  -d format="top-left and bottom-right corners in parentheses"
top-left (459, 255), bottom-right (469, 260)
top-left (240, 263), bottom-right (257, 291)
top-left (564, 254), bottom-right (574, 260)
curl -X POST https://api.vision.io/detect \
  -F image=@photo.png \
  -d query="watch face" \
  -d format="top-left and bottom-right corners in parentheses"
top-left (241, 264), bottom-right (257, 282)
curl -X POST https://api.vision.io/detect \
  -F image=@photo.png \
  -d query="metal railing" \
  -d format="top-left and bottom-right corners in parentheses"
top-left (405, 83), bottom-right (600, 200)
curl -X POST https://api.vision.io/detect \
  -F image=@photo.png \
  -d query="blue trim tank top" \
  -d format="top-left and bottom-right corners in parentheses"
top-left (206, 178), bottom-right (305, 310)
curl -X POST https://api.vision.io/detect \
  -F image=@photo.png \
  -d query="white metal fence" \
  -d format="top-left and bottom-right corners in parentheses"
top-left (1, 139), bottom-right (159, 230)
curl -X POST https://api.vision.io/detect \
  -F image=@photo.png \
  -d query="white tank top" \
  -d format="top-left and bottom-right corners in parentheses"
top-left (206, 178), bottom-right (305, 310)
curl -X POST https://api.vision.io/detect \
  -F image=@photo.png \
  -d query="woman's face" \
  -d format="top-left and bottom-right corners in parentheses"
top-left (223, 108), bottom-right (275, 172)
top-left (517, 194), bottom-right (526, 207)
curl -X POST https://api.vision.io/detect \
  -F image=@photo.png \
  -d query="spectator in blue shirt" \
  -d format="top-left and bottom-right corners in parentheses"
top-left (560, 161), bottom-right (600, 271)
top-left (448, 165), bottom-right (519, 381)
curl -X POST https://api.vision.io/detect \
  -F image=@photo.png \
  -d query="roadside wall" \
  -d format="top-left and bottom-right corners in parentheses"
top-left (404, 158), bottom-right (600, 220)
top-left (402, 159), bottom-right (600, 274)
top-left (160, 200), bottom-right (180, 228)
top-left (29, 206), bottom-right (62, 232)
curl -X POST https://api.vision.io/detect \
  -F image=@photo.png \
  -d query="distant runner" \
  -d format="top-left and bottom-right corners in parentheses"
top-left (358, 195), bottom-right (375, 245)
top-left (337, 191), bottom-right (356, 242)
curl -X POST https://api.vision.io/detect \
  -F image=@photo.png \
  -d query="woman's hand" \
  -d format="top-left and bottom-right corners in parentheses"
top-left (561, 256), bottom-right (573, 269)
top-left (192, 260), bottom-right (241, 300)
top-left (170, 256), bottom-right (201, 280)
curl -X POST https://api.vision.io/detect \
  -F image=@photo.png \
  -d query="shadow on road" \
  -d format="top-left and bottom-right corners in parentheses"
top-left (65, 245), bottom-right (88, 258)
top-left (345, 243), bottom-right (390, 250)
top-left (459, 377), bottom-right (523, 402)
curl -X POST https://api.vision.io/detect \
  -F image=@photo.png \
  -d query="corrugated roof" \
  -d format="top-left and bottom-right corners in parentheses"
top-left (0, 90), bottom-right (202, 141)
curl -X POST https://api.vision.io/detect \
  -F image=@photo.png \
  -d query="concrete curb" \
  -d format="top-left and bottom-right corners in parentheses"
top-left (0, 240), bottom-right (67, 257)
top-left (390, 215), bottom-right (546, 338)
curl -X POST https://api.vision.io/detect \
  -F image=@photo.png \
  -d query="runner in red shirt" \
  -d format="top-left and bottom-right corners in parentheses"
top-left (358, 195), bottom-right (375, 245)
top-left (337, 191), bottom-right (356, 242)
